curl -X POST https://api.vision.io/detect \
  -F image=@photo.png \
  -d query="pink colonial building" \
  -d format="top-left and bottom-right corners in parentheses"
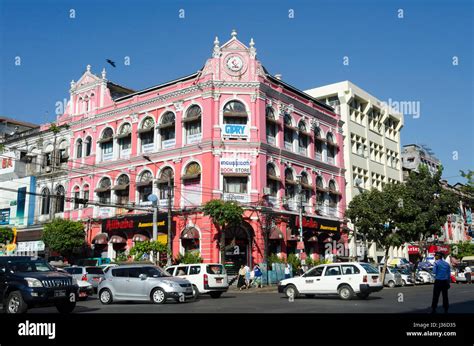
top-left (56, 31), bottom-right (347, 268)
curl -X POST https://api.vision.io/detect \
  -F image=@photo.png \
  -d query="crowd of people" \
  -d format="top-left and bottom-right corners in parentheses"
top-left (237, 264), bottom-right (263, 290)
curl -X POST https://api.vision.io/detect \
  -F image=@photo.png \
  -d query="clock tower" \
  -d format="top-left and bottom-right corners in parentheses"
top-left (201, 29), bottom-right (263, 83)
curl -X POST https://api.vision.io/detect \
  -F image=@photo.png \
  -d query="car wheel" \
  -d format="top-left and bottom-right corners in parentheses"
top-left (401, 280), bottom-right (406, 287)
top-left (151, 288), bottom-right (166, 304)
top-left (284, 285), bottom-right (299, 299)
top-left (55, 300), bottom-right (76, 313)
top-left (388, 281), bottom-right (395, 288)
top-left (192, 285), bottom-right (200, 300)
top-left (357, 293), bottom-right (369, 299)
top-left (338, 285), bottom-right (354, 300)
top-left (4, 291), bottom-right (28, 314)
top-left (305, 294), bottom-right (315, 298)
top-left (209, 291), bottom-right (223, 299)
top-left (99, 288), bottom-right (113, 305)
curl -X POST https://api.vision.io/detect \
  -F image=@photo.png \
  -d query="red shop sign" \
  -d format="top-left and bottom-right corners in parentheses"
top-left (428, 245), bottom-right (450, 254)
top-left (408, 245), bottom-right (419, 254)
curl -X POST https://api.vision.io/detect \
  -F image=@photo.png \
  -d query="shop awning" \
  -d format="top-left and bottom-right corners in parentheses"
top-left (109, 235), bottom-right (127, 244)
top-left (285, 179), bottom-right (298, 186)
top-left (269, 227), bottom-right (284, 240)
top-left (132, 233), bottom-right (150, 242)
top-left (136, 180), bottom-right (152, 187)
top-left (182, 115), bottom-right (201, 123)
top-left (111, 184), bottom-right (129, 191)
top-left (182, 173), bottom-right (201, 181)
top-left (267, 174), bottom-right (281, 182)
top-left (266, 117), bottom-right (281, 125)
top-left (94, 187), bottom-right (111, 193)
top-left (92, 233), bottom-right (108, 245)
top-left (116, 132), bottom-right (131, 139)
top-left (181, 227), bottom-right (199, 240)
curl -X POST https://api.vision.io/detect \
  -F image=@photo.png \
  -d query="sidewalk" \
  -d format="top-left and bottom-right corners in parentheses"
top-left (228, 285), bottom-right (278, 293)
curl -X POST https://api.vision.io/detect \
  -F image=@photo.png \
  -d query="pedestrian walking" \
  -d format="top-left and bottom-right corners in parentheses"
top-left (284, 263), bottom-right (291, 279)
top-left (237, 265), bottom-right (246, 290)
top-left (244, 264), bottom-right (251, 289)
top-left (296, 265), bottom-right (304, 276)
top-left (464, 265), bottom-right (472, 284)
top-left (431, 252), bottom-right (451, 314)
top-left (253, 264), bottom-right (263, 288)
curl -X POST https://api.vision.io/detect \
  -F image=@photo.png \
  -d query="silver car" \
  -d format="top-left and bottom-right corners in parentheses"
top-left (98, 264), bottom-right (194, 304)
top-left (378, 266), bottom-right (403, 288)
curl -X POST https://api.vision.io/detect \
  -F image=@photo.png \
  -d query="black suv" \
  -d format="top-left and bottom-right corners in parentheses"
top-left (0, 256), bottom-right (79, 313)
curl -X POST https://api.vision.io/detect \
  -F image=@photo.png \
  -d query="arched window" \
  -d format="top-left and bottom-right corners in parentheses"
top-left (137, 171), bottom-right (153, 202)
top-left (159, 112), bottom-right (176, 149)
top-left (85, 136), bottom-right (92, 156)
top-left (284, 168), bottom-right (296, 205)
top-left (96, 177), bottom-right (112, 204)
top-left (182, 162), bottom-right (201, 206)
top-left (328, 180), bottom-right (339, 216)
top-left (98, 128), bottom-right (114, 161)
top-left (184, 105), bottom-right (202, 144)
top-left (83, 185), bottom-right (89, 208)
top-left (300, 172), bottom-right (312, 203)
top-left (114, 174), bottom-right (130, 205)
top-left (298, 121), bottom-right (308, 156)
top-left (54, 185), bottom-right (65, 213)
top-left (158, 167), bottom-right (174, 202)
top-left (284, 114), bottom-right (295, 151)
top-left (41, 188), bottom-right (50, 215)
top-left (314, 127), bottom-right (324, 161)
top-left (266, 107), bottom-right (278, 145)
top-left (326, 133), bottom-right (337, 164)
top-left (58, 140), bottom-right (69, 164)
top-left (76, 139), bottom-right (83, 159)
top-left (73, 186), bottom-right (80, 210)
top-left (138, 117), bottom-right (155, 153)
top-left (118, 123), bottom-right (132, 158)
top-left (223, 101), bottom-right (248, 139)
top-left (316, 176), bottom-right (325, 209)
top-left (181, 226), bottom-right (200, 254)
top-left (266, 163), bottom-right (280, 197)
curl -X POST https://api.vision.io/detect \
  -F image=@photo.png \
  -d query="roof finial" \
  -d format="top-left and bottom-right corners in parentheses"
top-left (86, 64), bottom-right (91, 72)
top-left (249, 38), bottom-right (255, 47)
top-left (102, 68), bottom-right (106, 79)
top-left (212, 36), bottom-right (221, 58)
top-left (70, 80), bottom-right (75, 88)
top-left (231, 29), bottom-right (237, 39)
top-left (249, 38), bottom-right (256, 59)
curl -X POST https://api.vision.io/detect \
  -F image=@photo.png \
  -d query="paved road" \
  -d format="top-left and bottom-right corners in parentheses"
top-left (30, 284), bottom-right (474, 314)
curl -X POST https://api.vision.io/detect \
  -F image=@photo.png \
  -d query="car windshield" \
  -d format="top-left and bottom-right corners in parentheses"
top-left (86, 267), bottom-right (104, 275)
top-left (360, 263), bottom-right (379, 274)
top-left (142, 266), bottom-right (170, 277)
top-left (9, 260), bottom-right (54, 273)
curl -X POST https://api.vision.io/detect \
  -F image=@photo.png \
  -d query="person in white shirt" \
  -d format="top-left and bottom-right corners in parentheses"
top-left (464, 266), bottom-right (472, 284)
top-left (284, 263), bottom-right (291, 279)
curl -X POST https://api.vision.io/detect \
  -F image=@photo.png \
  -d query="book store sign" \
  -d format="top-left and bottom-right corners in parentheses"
top-left (220, 158), bottom-right (251, 174)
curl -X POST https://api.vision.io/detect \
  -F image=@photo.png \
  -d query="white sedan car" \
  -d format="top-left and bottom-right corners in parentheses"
top-left (278, 262), bottom-right (383, 300)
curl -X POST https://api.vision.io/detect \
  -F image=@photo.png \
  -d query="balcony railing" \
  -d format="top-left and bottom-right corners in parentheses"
top-left (298, 147), bottom-right (307, 156)
top-left (284, 142), bottom-right (293, 151)
top-left (162, 139), bottom-right (176, 149)
top-left (267, 135), bottom-right (276, 145)
top-left (186, 133), bottom-right (202, 144)
top-left (315, 153), bottom-right (322, 161)
top-left (327, 157), bottom-right (335, 165)
top-left (142, 143), bottom-right (155, 153)
top-left (283, 198), bottom-right (297, 211)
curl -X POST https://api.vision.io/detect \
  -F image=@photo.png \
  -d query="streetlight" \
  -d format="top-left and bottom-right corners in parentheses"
top-left (143, 155), bottom-right (173, 266)
top-left (296, 174), bottom-right (304, 260)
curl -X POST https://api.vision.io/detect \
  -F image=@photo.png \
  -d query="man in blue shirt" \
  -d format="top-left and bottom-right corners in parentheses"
top-left (431, 252), bottom-right (451, 313)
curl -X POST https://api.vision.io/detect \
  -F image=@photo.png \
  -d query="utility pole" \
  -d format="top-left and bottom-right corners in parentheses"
top-left (166, 178), bottom-right (173, 266)
top-left (296, 174), bottom-right (304, 260)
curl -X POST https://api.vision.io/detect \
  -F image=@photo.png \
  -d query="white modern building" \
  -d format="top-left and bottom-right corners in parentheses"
top-left (306, 81), bottom-right (404, 262)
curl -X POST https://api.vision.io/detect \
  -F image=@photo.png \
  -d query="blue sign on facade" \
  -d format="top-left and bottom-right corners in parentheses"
top-left (222, 124), bottom-right (247, 138)
top-left (0, 208), bottom-right (10, 225)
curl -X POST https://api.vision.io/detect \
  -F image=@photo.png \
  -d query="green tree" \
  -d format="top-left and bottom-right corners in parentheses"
top-left (129, 240), bottom-right (168, 262)
top-left (460, 170), bottom-right (474, 198)
top-left (174, 251), bottom-right (203, 264)
top-left (346, 183), bottom-right (410, 282)
top-left (403, 166), bottom-right (459, 254)
top-left (452, 241), bottom-right (474, 259)
top-left (42, 219), bottom-right (85, 259)
top-left (0, 226), bottom-right (14, 245)
top-left (202, 199), bottom-right (244, 264)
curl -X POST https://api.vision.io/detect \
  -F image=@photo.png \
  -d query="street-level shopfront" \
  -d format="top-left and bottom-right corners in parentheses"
top-left (89, 213), bottom-right (168, 259)
top-left (407, 244), bottom-right (451, 262)
top-left (15, 228), bottom-right (46, 257)
top-left (284, 215), bottom-right (347, 261)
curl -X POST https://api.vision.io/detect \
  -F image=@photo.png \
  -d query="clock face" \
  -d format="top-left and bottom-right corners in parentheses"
top-left (226, 55), bottom-right (244, 72)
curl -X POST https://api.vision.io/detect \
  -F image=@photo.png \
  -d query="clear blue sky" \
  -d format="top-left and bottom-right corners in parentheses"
top-left (0, 0), bottom-right (472, 184)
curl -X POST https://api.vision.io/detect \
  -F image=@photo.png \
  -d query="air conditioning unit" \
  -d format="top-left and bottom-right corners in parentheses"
top-left (45, 166), bottom-right (52, 173)
top-left (263, 187), bottom-right (272, 195)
